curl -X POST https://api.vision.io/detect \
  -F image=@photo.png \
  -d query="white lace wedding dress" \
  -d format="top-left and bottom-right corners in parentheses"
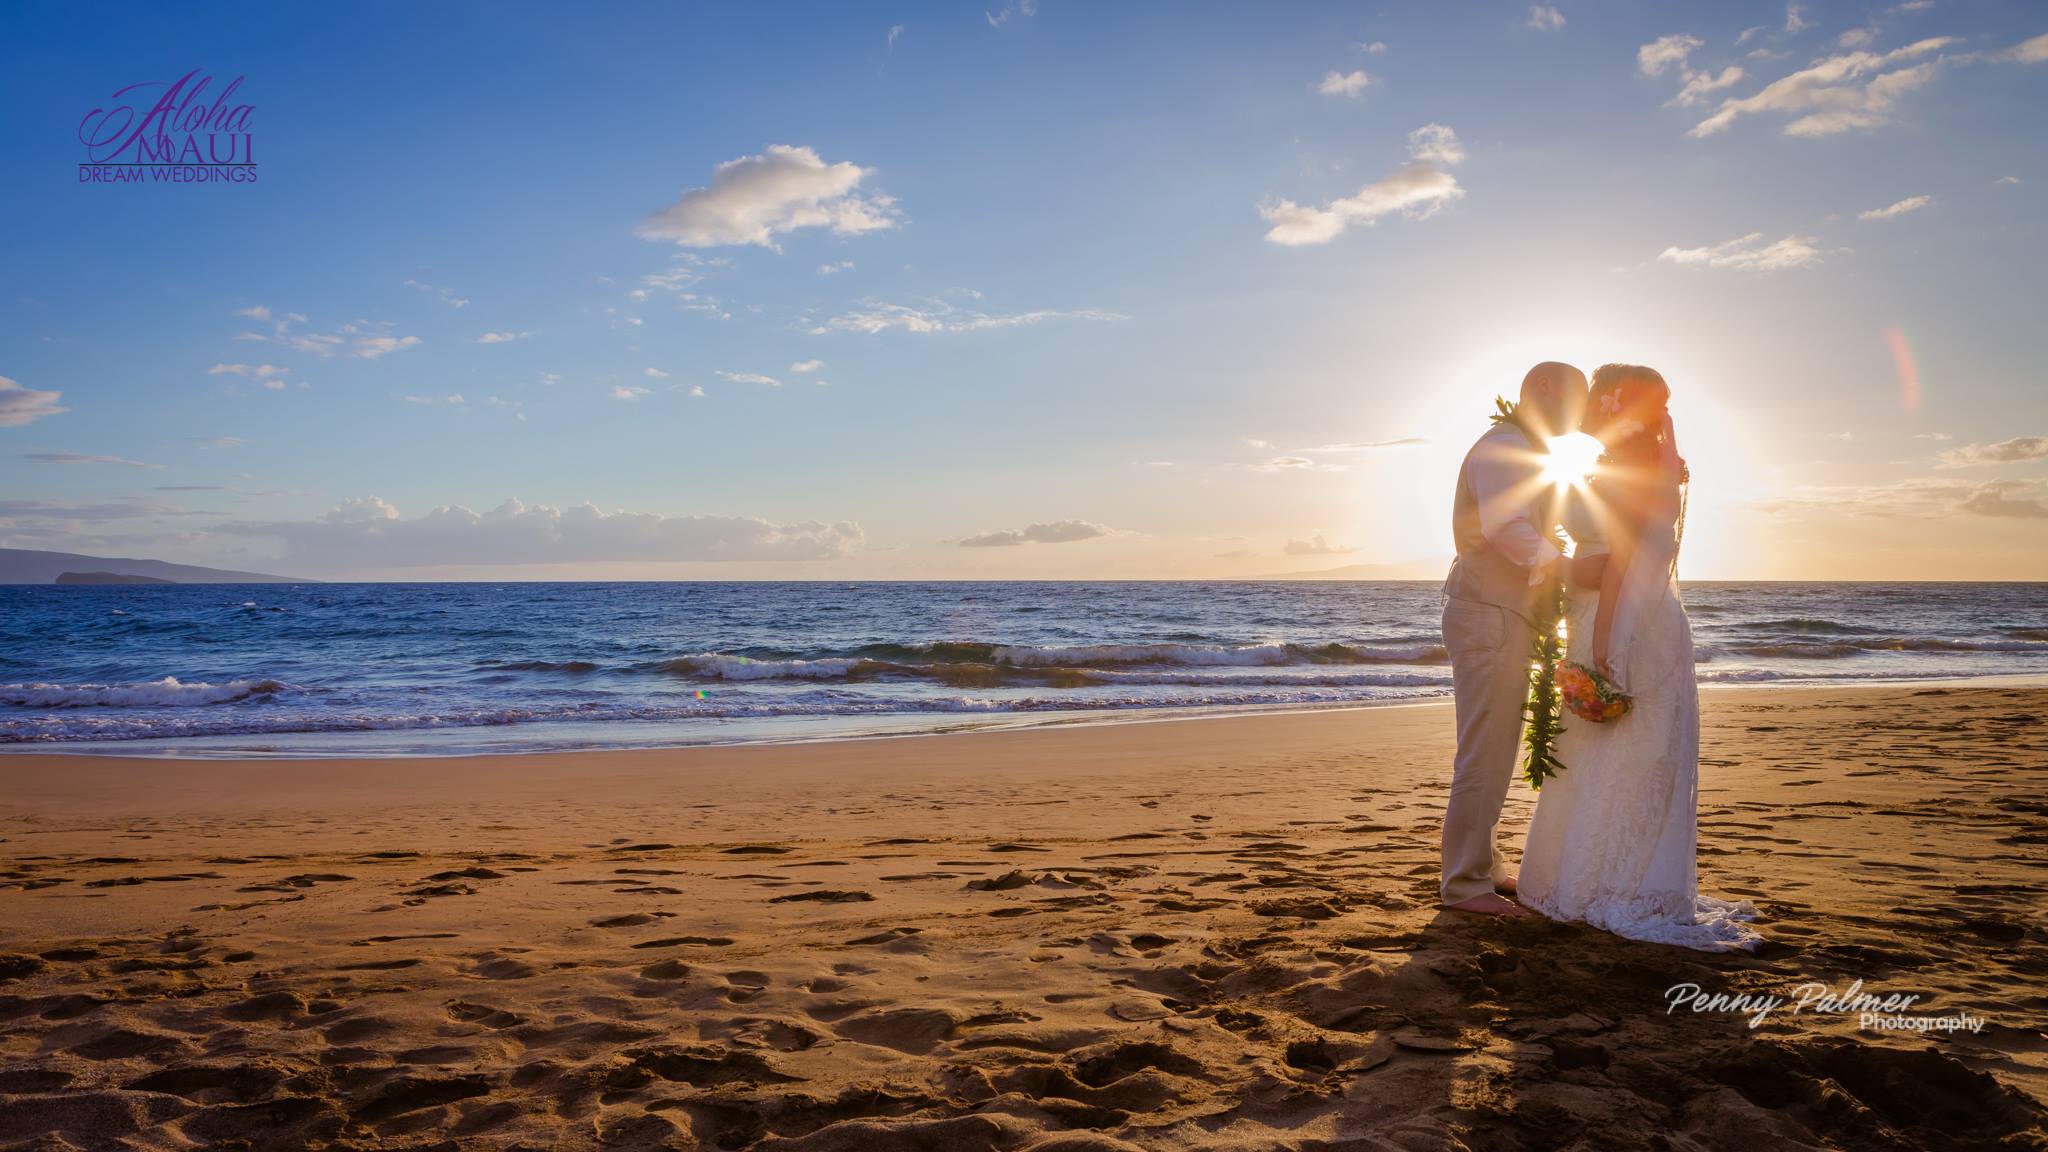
top-left (1518, 508), bottom-right (1761, 952)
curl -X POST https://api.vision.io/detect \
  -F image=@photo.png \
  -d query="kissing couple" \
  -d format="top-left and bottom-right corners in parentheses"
top-left (1439, 361), bottom-right (1760, 952)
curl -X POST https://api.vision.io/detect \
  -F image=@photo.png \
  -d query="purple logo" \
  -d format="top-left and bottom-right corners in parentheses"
top-left (78, 70), bottom-right (256, 185)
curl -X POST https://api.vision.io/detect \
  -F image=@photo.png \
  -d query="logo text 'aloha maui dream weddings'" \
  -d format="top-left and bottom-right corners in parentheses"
top-left (78, 70), bottom-right (255, 185)
top-left (1666, 978), bottom-right (1987, 1034)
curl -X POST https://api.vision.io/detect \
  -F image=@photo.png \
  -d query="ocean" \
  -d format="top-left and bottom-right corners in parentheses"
top-left (2, 581), bottom-right (2043, 756)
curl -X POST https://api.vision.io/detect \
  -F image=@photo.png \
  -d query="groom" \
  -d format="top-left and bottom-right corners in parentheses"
top-left (1440, 361), bottom-right (1591, 916)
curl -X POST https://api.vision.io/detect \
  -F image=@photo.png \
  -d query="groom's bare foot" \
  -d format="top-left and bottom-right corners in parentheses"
top-left (1447, 892), bottom-right (1534, 917)
top-left (1495, 874), bottom-right (1518, 895)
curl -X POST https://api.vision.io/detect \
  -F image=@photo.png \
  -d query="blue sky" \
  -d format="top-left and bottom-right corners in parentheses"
top-left (3, 1), bottom-right (2044, 579)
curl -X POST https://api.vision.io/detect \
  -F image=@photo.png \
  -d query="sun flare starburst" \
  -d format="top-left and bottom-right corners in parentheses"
top-left (1542, 432), bottom-right (1606, 489)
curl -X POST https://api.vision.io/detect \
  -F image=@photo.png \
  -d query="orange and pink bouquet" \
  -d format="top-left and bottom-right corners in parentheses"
top-left (1558, 661), bottom-right (1631, 723)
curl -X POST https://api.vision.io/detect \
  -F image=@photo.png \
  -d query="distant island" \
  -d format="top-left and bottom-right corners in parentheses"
top-left (55, 571), bottom-right (177, 585)
top-left (0, 548), bottom-right (309, 585)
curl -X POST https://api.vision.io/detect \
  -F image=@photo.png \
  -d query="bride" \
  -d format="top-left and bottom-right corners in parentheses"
top-left (1517, 364), bottom-right (1761, 952)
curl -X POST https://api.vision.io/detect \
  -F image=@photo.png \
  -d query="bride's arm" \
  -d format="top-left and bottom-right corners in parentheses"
top-left (1591, 520), bottom-right (1633, 680)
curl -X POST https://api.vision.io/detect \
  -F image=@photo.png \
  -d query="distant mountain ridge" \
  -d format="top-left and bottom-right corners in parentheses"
top-left (0, 548), bottom-right (309, 585)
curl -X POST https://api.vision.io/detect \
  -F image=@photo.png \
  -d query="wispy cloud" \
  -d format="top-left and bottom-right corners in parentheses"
top-left (25, 451), bottom-right (163, 469)
top-left (403, 279), bottom-right (470, 308)
top-left (719, 371), bottom-right (782, 387)
top-left (1937, 436), bottom-right (2048, 467)
top-left (643, 367), bottom-right (670, 379)
top-left (1260, 124), bottom-right (1465, 246)
top-left (810, 298), bottom-right (1124, 335)
top-left (1317, 70), bottom-right (1371, 97)
top-left (1284, 534), bottom-right (1355, 556)
top-left (1525, 6), bottom-right (1565, 32)
top-left (1638, 33), bottom-right (1704, 76)
top-left (818, 260), bottom-right (855, 275)
top-left (1688, 37), bottom-right (1955, 138)
top-left (958, 519), bottom-right (1109, 548)
top-left (638, 145), bottom-right (898, 250)
top-left (477, 331), bottom-right (532, 344)
top-left (609, 385), bottom-right (652, 401)
top-left (1658, 232), bottom-right (1830, 271)
top-left (222, 497), bottom-right (864, 567)
top-left (1960, 480), bottom-right (2048, 518)
top-left (789, 360), bottom-right (825, 374)
top-left (0, 377), bottom-right (65, 427)
top-left (984, 0), bottom-right (1035, 29)
top-left (1859, 195), bottom-right (1932, 221)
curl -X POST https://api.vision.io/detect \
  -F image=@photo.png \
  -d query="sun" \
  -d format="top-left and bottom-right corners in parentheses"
top-left (1541, 432), bottom-right (1606, 489)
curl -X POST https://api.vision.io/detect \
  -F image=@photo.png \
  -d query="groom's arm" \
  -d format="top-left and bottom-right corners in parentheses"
top-left (1469, 434), bottom-right (1561, 576)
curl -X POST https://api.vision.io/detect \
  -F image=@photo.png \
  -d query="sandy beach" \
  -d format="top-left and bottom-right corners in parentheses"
top-left (2, 682), bottom-right (2044, 1151)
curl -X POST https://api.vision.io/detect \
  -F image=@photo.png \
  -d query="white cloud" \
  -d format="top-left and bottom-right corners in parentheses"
top-left (1317, 70), bottom-right (1372, 97)
top-left (683, 385), bottom-right (706, 398)
top-left (818, 260), bottom-right (855, 275)
top-left (223, 497), bottom-right (864, 567)
top-left (887, 24), bottom-right (904, 49)
top-left (234, 305), bottom-right (271, 322)
top-left (1859, 194), bottom-right (1932, 220)
top-left (1259, 125), bottom-right (1465, 246)
top-left (1658, 232), bottom-right (1830, 271)
top-left (1669, 65), bottom-right (1746, 106)
top-left (958, 519), bottom-right (1109, 548)
top-left (1525, 6), bottom-right (1565, 32)
top-left (1688, 37), bottom-right (1955, 138)
top-left (610, 385), bottom-right (652, 400)
top-left (985, 0), bottom-right (1035, 29)
top-left (350, 334), bottom-right (423, 360)
top-left (638, 145), bottom-right (899, 249)
top-left (1996, 175), bottom-right (2021, 186)
top-left (1639, 34), bottom-right (1745, 106)
top-left (1937, 436), bottom-right (2048, 467)
top-left (2004, 32), bottom-right (2048, 63)
top-left (1839, 27), bottom-right (1877, 49)
top-left (1245, 455), bottom-right (1347, 473)
top-left (24, 451), bottom-right (163, 469)
top-left (789, 359), bottom-right (825, 374)
top-left (1284, 534), bottom-right (1355, 556)
top-left (1300, 437), bottom-right (1429, 452)
top-left (719, 371), bottom-right (782, 387)
top-left (404, 279), bottom-right (470, 308)
top-left (0, 376), bottom-right (67, 426)
top-left (1638, 33), bottom-right (1704, 76)
top-left (209, 362), bottom-right (289, 379)
top-left (644, 367), bottom-right (670, 379)
top-left (477, 331), bottom-right (531, 344)
top-left (810, 299), bottom-right (1123, 335)
top-left (1406, 123), bottom-right (1466, 165)
top-left (1785, 3), bottom-right (1812, 33)
top-left (401, 393), bottom-right (466, 406)
top-left (1960, 480), bottom-right (2048, 519)
top-left (1360, 41), bottom-right (1388, 54)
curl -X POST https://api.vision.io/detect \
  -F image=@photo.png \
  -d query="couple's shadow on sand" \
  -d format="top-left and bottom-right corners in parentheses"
top-left (1145, 906), bottom-right (2032, 1152)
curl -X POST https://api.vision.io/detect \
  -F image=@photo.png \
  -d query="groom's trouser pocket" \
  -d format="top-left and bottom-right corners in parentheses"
top-left (1441, 597), bottom-right (1506, 658)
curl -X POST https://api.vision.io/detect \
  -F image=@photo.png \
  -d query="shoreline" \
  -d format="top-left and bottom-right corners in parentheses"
top-left (6, 672), bottom-right (2047, 762)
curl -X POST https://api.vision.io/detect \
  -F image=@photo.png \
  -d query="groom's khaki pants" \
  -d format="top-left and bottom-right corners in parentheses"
top-left (1440, 596), bottom-right (1535, 905)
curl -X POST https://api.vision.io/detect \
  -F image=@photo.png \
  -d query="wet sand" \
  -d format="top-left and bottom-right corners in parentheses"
top-left (2, 683), bottom-right (2044, 1151)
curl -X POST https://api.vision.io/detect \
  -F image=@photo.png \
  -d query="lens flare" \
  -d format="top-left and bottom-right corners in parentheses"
top-left (1541, 432), bottom-right (1606, 489)
top-left (1885, 326), bottom-right (1920, 413)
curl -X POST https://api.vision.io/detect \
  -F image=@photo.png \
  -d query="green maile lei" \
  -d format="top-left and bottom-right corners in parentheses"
top-left (1490, 397), bottom-right (1570, 790)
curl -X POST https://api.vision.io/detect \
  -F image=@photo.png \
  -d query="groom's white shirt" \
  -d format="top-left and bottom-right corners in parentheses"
top-left (1467, 423), bottom-right (1563, 576)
